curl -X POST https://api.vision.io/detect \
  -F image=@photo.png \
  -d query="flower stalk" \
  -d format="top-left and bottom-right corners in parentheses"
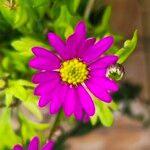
top-left (48, 110), bottom-right (62, 140)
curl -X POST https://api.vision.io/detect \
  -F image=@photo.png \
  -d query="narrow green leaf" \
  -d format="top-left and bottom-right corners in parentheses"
top-left (95, 6), bottom-right (111, 35)
top-left (67, 0), bottom-right (80, 13)
top-left (116, 30), bottom-right (138, 64)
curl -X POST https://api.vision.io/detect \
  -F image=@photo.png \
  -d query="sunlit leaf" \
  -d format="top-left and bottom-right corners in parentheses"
top-left (11, 37), bottom-right (50, 57)
top-left (23, 90), bottom-right (42, 120)
top-left (116, 30), bottom-right (138, 64)
top-left (0, 108), bottom-right (21, 148)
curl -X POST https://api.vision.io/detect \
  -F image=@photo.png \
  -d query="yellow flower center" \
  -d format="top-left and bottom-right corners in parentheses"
top-left (60, 58), bottom-right (89, 85)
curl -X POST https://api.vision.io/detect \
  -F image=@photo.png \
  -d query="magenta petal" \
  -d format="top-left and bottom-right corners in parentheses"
top-left (74, 100), bottom-right (83, 121)
top-left (38, 95), bottom-right (51, 107)
top-left (90, 69), bottom-right (106, 78)
top-left (77, 85), bottom-right (95, 116)
top-left (64, 87), bottom-right (76, 117)
top-left (50, 84), bottom-right (68, 114)
top-left (75, 21), bottom-right (86, 40)
top-left (83, 114), bottom-right (90, 123)
top-left (66, 33), bottom-right (77, 59)
top-left (50, 98), bottom-right (62, 114)
top-left (28, 137), bottom-right (39, 150)
top-left (32, 71), bottom-right (59, 84)
top-left (29, 56), bottom-right (61, 71)
top-left (82, 36), bottom-right (114, 63)
top-left (78, 38), bottom-right (96, 57)
top-left (88, 76), bottom-right (119, 92)
top-left (65, 21), bottom-right (86, 59)
top-left (32, 47), bottom-right (60, 59)
top-left (34, 78), bottom-right (60, 96)
top-left (13, 145), bottom-right (24, 150)
top-left (48, 32), bottom-right (66, 59)
top-left (86, 79), bottom-right (112, 103)
top-left (89, 55), bottom-right (118, 69)
top-left (42, 140), bottom-right (55, 150)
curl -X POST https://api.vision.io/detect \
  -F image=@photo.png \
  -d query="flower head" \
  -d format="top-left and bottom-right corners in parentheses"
top-left (13, 136), bottom-right (54, 150)
top-left (29, 21), bottom-right (119, 120)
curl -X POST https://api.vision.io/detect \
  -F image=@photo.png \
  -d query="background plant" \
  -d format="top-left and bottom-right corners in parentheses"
top-left (0, 0), bottom-right (137, 149)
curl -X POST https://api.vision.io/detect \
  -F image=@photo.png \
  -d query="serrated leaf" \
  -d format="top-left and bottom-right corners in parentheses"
top-left (0, 0), bottom-right (16, 25)
top-left (12, 85), bottom-right (27, 101)
top-left (91, 98), bottom-right (115, 127)
top-left (11, 37), bottom-right (50, 57)
top-left (19, 113), bottom-right (49, 142)
top-left (5, 88), bottom-right (13, 107)
top-left (116, 30), bottom-right (138, 64)
top-left (23, 90), bottom-right (42, 120)
top-left (9, 82), bottom-right (27, 101)
top-left (0, 108), bottom-right (21, 148)
top-left (14, 6), bottom-right (28, 28)
top-left (98, 103), bottom-right (113, 127)
top-left (17, 79), bottom-right (35, 87)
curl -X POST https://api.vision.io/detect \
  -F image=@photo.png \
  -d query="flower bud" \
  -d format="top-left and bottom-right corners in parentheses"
top-left (106, 63), bottom-right (125, 81)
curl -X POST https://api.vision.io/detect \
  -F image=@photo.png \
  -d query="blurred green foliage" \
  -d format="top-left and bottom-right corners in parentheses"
top-left (0, 0), bottom-right (137, 149)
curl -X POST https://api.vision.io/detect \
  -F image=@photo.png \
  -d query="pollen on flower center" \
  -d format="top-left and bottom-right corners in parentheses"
top-left (59, 58), bottom-right (89, 85)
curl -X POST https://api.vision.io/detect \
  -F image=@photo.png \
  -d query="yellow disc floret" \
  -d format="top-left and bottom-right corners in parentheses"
top-left (60, 58), bottom-right (89, 85)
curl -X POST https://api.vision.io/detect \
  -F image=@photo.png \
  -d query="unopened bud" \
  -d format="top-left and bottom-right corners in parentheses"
top-left (106, 63), bottom-right (124, 81)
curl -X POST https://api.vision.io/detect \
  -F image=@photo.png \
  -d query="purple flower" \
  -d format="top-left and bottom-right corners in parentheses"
top-left (29, 21), bottom-right (118, 120)
top-left (13, 136), bottom-right (54, 150)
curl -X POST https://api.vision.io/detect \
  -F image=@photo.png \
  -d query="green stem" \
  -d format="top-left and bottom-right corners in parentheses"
top-left (84, 0), bottom-right (95, 20)
top-left (48, 110), bottom-right (62, 140)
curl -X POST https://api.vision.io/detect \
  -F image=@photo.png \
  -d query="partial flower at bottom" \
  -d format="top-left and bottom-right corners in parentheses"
top-left (29, 21), bottom-right (119, 120)
top-left (13, 136), bottom-right (54, 150)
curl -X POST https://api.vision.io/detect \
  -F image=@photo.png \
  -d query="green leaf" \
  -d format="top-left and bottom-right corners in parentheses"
top-left (8, 80), bottom-right (28, 102)
top-left (14, 6), bottom-right (28, 28)
top-left (66, 0), bottom-right (80, 13)
top-left (0, 0), bottom-right (16, 25)
top-left (32, 0), bottom-right (50, 8)
top-left (0, 108), bottom-right (21, 148)
top-left (91, 98), bottom-right (115, 127)
top-left (90, 111), bottom-right (98, 125)
top-left (5, 88), bottom-right (13, 107)
top-left (0, 79), bottom-right (5, 89)
top-left (64, 25), bottom-right (74, 38)
top-left (53, 5), bottom-right (79, 37)
top-left (17, 79), bottom-right (35, 87)
top-left (94, 6), bottom-right (111, 35)
top-left (108, 101), bottom-right (119, 111)
top-left (98, 102), bottom-right (114, 127)
top-left (19, 113), bottom-right (49, 142)
top-left (1, 57), bottom-right (10, 70)
top-left (11, 37), bottom-right (50, 57)
top-left (23, 90), bottom-right (42, 120)
top-left (116, 30), bottom-right (138, 64)
top-left (12, 84), bottom-right (27, 101)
